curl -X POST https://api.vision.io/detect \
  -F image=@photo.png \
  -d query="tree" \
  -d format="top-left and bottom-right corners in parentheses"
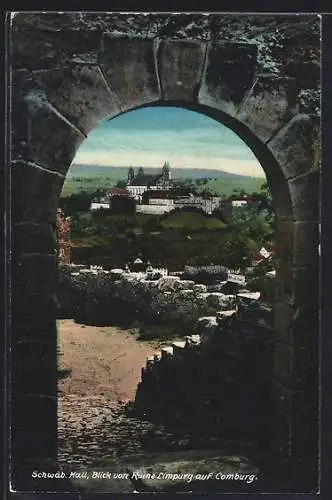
top-left (229, 183), bottom-right (275, 249)
top-left (172, 180), bottom-right (198, 196)
top-left (111, 196), bottom-right (136, 214)
top-left (250, 182), bottom-right (276, 236)
top-left (200, 189), bottom-right (212, 199)
top-left (59, 190), bottom-right (103, 216)
top-left (116, 179), bottom-right (127, 189)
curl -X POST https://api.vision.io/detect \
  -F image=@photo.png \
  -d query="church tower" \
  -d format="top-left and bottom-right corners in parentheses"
top-left (162, 161), bottom-right (171, 181)
top-left (127, 166), bottom-right (135, 185)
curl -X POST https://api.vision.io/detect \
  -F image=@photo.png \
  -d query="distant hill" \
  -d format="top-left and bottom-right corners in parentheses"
top-left (67, 164), bottom-right (263, 181)
top-left (62, 164), bottom-right (265, 197)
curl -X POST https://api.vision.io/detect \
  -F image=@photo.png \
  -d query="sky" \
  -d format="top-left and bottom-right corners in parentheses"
top-left (73, 106), bottom-right (264, 178)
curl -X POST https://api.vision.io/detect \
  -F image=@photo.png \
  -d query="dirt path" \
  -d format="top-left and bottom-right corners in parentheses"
top-left (58, 319), bottom-right (157, 402)
top-left (57, 319), bottom-right (261, 493)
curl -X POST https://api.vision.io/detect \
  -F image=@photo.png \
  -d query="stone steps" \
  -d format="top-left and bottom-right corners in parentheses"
top-left (216, 309), bottom-right (237, 325)
top-left (140, 334), bottom-right (202, 382)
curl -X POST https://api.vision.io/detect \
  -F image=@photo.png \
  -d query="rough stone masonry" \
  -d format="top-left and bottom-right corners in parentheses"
top-left (9, 12), bottom-right (320, 492)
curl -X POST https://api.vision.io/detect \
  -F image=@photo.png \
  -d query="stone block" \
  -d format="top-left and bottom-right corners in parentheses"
top-left (273, 343), bottom-right (294, 386)
top-left (161, 346), bottom-right (174, 360)
top-left (158, 39), bottom-right (207, 100)
top-left (99, 38), bottom-right (160, 111)
top-left (197, 316), bottom-right (218, 327)
top-left (12, 79), bottom-right (84, 174)
top-left (237, 76), bottom-right (299, 143)
top-left (291, 265), bottom-right (319, 309)
top-left (11, 395), bottom-right (57, 449)
top-left (12, 19), bottom-right (102, 69)
top-left (179, 289), bottom-right (194, 296)
top-left (273, 301), bottom-right (296, 345)
top-left (146, 356), bottom-right (155, 370)
top-left (277, 261), bottom-right (318, 310)
top-left (268, 114), bottom-right (320, 180)
top-left (11, 293), bottom-right (58, 341)
top-left (197, 317), bottom-right (219, 343)
top-left (171, 341), bottom-right (186, 355)
top-left (11, 340), bottom-right (57, 396)
top-left (12, 222), bottom-right (57, 256)
top-left (276, 220), bottom-right (319, 267)
top-left (216, 309), bottom-right (236, 321)
top-left (293, 222), bottom-right (319, 266)
top-left (272, 387), bottom-right (293, 457)
top-left (12, 254), bottom-right (57, 295)
top-left (291, 303), bottom-right (319, 350)
top-left (185, 335), bottom-right (201, 348)
top-left (271, 387), bottom-right (318, 479)
top-left (292, 392), bottom-right (319, 464)
top-left (237, 291), bottom-right (261, 301)
top-left (199, 41), bottom-right (257, 116)
top-left (11, 293), bottom-right (57, 326)
top-left (177, 280), bottom-right (195, 290)
top-left (254, 305), bottom-right (274, 329)
top-left (34, 65), bottom-right (121, 135)
top-left (11, 161), bottom-right (64, 223)
top-left (293, 345), bottom-right (319, 391)
top-left (288, 169), bottom-right (320, 222)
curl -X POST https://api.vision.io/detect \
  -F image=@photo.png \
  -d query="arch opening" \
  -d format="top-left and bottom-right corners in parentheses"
top-left (56, 105), bottom-right (286, 486)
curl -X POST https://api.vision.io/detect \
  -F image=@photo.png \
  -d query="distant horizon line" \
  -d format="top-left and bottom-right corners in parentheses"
top-left (70, 163), bottom-right (265, 179)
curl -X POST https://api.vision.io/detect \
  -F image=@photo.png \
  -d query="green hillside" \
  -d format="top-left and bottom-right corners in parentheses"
top-left (160, 211), bottom-right (226, 231)
top-left (203, 177), bottom-right (264, 197)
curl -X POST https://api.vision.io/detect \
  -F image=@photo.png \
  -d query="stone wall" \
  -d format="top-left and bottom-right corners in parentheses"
top-left (134, 296), bottom-right (273, 446)
top-left (56, 267), bottom-right (236, 331)
top-left (58, 267), bottom-right (275, 447)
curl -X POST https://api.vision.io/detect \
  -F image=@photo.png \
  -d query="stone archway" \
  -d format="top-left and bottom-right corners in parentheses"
top-left (10, 12), bottom-right (320, 491)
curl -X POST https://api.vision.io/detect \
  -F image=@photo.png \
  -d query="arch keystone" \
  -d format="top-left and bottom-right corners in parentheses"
top-left (157, 39), bottom-right (207, 101)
